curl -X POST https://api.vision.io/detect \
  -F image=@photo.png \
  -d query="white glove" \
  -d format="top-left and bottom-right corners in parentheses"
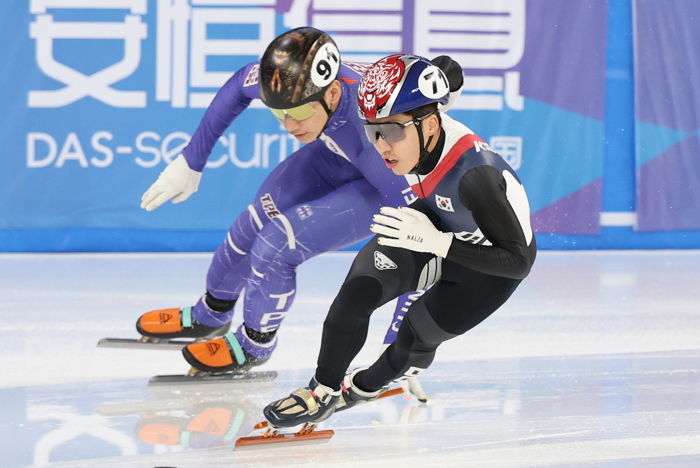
top-left (370, 206), bottom-right (453, 258)
top-left (140, 154), bottom-right (202, 211)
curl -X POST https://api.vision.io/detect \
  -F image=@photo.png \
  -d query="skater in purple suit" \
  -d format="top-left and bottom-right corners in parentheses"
top-left (134, 27), bottom-right (460, 380)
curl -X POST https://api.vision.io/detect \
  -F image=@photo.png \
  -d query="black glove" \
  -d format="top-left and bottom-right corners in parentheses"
top-left (431, 55), bottom-right (464, 92)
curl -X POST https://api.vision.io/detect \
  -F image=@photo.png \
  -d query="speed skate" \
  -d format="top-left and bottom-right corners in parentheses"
top-left (234, 387), bottom-right (406, 448)
top-left (98, 306), bottom-right (231, 350)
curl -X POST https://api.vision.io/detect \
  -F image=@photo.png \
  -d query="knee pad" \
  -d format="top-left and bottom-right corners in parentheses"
top-left (405, 300), bottom-right (458, 348)
top-left (387, 300), bottom-right (459, 375)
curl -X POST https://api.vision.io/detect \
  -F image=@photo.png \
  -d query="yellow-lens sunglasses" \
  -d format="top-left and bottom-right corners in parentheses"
top-left (269, 103), bottom-right (316, 121)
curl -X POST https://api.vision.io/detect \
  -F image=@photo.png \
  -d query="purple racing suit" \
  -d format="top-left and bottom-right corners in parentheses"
top-left (181, 62), bottom-right (414, 359)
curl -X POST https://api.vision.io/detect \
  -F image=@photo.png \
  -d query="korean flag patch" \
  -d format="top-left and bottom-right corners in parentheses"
top-left (435, 194), bottom-right (455, 212)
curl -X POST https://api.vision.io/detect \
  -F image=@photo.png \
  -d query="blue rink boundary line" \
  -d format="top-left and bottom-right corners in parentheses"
top-left (0, 228), bottom-right (365, 253)
top-left (1, 228), bottom-right (699, 252)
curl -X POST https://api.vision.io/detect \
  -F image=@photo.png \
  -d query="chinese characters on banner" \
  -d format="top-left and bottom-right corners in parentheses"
top-left (29, 0), bottom-right (525, 112)
top-left (3, 0), bottom-right (606, 240)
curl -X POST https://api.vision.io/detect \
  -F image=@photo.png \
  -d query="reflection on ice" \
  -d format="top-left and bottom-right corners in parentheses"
top-left (1, 251), bottom-right (699, 467)
top-left (7, 349), bottom-right (700, 467)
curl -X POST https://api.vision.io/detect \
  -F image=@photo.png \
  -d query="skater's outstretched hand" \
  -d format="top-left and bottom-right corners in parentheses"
top-left (141, 154), bottom-right (202, 211)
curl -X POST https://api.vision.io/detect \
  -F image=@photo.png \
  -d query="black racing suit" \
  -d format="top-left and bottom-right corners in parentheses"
top-left (315, 114), bottom-right (537, 391)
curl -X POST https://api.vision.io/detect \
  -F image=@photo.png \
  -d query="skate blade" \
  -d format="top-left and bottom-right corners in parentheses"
top-left (148, 370), bottom-right (278, 385)
top-left (376, 387), bottom-right (404, 400)
top-left (334, 387), bottom-right (404, 412)
top-left (97, 337), bottom-right (194, 350)
top-left (234, 422), bottom-right (334, 449)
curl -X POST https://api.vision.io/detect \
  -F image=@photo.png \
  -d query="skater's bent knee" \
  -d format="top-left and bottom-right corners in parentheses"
top-left (338, 276), bottom-right (383, 309)
top-left (404, 302), bottom-right (459, 348)
top-left (249, 232), bottom-right (305, 271)
top-left (325, 276), bottom-right (383, 323)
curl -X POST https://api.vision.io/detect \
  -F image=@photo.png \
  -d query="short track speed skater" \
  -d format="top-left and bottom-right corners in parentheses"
top-left (234, 387), bottom-right (405, 448)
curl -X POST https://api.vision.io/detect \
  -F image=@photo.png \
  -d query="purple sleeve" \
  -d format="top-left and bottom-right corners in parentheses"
top-left (182, 62), bottom-right (261, 171)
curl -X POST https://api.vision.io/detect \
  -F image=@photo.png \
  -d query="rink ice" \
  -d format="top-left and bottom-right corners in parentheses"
top-left (1, 250), bottom-right (699, 467)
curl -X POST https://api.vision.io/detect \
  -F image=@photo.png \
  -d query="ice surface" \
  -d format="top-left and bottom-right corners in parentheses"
top-left (1, 251), bottom-right (699, 467)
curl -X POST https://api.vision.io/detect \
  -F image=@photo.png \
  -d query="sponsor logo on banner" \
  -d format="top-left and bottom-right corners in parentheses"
top-left (26, 2), bottom-right (527, 111)
top-left (28, 0), bottom-right (276, 109)
top-left (490, 136), bottom-right (523, 170)
top-left (28, 0), bottom-right (148, 108)
top-left (286, 1), bottom-right (526, 112)
top-left (24, 130), bottom-right (301, 170)
top-left (23, 1), bottom-right (299, 172)
top-left (412, 1), bottom-right (526, 111)
top-left (23, 1), bottom-right (527, 172)
top-left (12, 0), bottom-right (535, 239)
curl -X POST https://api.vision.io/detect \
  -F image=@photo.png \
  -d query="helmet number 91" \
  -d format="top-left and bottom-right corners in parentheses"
top-left (311, 42), bottom-right (340, 88)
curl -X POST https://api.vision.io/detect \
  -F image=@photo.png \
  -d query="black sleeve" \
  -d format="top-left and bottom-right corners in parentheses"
top-left (445, 165), bottom-right (535, 279)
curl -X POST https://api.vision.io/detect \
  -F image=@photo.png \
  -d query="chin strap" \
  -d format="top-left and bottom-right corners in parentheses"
top-left (411, 120), bottom-right (434, 173)
top-left (315, 97), bottom-right (335, 139)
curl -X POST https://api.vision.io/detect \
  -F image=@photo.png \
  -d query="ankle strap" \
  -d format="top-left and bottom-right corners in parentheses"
top-left (181, 307), bottom-right (193, 328)
top-left (224, 332), bottom-right (246, 365)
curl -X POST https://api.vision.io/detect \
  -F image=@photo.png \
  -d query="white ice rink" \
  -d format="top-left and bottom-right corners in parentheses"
top-left (1, 250), bottom-right (699, 467)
